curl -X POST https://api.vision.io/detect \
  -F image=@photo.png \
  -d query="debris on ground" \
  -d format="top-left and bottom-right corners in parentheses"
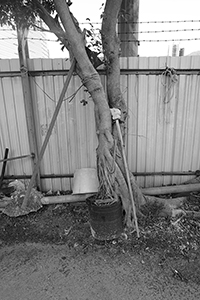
top-left (0, 190), bottom-right (200, 284)
top-left (0, 180), bottom-right (43, 216)
top-left (1, 189), bottom-right (43, 217)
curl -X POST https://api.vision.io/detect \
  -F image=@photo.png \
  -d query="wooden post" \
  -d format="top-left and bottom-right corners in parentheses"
top-left (142, 183), bottom-right (200, 196)
top-left (17, 25), bottom-right (41, 189)
top-left (116, 120), bottom-right (140, 238)
top-left (22, 59), bottom-right (76, 209)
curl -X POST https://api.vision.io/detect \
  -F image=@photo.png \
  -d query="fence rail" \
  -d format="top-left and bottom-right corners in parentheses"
top-left (0, 56), bottom-right (200, 191)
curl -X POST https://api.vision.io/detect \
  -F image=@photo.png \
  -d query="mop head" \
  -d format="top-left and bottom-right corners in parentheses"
top-left (2, 189), bottom-right (43, 217)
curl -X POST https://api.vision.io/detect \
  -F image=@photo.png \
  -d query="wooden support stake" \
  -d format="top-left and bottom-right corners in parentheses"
top-left (17, 25), bottom-right (40, 188)
top-left (22, 59), bottom-right (76, 209)
top-left (41, 194), bottom-right (91, 205)
top-left (116, 120), bottom-right (140, 238)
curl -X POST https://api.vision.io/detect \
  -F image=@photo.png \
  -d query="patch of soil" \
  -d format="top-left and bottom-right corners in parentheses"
top-left (0, 194), bottom-right (200, 299)
top-left (0, 202), bottom-right (90, 245)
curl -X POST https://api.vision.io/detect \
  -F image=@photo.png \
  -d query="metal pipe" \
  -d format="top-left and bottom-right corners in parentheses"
top-left (0, 148), bottom-right (9, 188)
top-left (1, 68), bottom-right (200, 78)
top-left (2, 170), bottom-right (197, 180)
top-left (132, 171), bottom-right (198, 176)
top-left (0, 153), bottom-right (34, 163)
top-left (3, 174), bottom-right (74, 180)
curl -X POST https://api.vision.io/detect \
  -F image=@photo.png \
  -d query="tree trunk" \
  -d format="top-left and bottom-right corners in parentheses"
top-left (100, 0), bottom-right (181, 224)
top-left (118, 0), bottom-right (139, 57)
top-left (101, 0), bottom-right (147, 225)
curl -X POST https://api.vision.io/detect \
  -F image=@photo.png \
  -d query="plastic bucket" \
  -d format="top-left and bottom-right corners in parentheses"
top-left (87, 200), bottom-right (123, 240)
top-left (72, 168), bottom-right (99, 194)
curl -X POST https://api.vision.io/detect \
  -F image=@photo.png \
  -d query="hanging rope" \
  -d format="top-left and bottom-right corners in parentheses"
top-left (161, 67), bottom-right (178, 104)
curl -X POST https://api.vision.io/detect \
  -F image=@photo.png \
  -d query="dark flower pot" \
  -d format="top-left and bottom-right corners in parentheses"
top-left (87, 199), bottom-right (123, 241)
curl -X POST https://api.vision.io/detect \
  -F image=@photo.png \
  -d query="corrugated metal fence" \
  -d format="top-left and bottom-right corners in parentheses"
top-left (0, 56), bottom-right (200, 190)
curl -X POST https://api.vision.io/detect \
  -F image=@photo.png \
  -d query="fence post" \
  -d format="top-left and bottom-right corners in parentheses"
top-left (17, 25), bottom-right (41, 189)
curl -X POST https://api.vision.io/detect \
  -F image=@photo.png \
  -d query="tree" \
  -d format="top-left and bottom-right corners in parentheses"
top-left (0, 0), bottom-right (178, 227)
top-left (118, 0), bottom-right (139, 57)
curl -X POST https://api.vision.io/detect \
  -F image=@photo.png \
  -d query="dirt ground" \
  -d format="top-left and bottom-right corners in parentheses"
top-left (0, 194), bottom-right (200, 300)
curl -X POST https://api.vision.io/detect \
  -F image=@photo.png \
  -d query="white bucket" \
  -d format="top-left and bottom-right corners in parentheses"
top-left (72, 168), bottom-right (99, 194)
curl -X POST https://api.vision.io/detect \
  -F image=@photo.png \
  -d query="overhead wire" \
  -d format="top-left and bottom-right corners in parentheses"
top-left (2, 28), bottom-right (200, 34)
top-left (0, 36), bottom-right (199, 43)
top-left (79, 19), bottom-right (200, 25)
top-left (0, 19), bottom-right (200, 31)
top-left (122, 28), bottom-right (200, 34)
top-left (0, 19), bottom-right (199, 43)
top-left (121, 38), bottom-right (200, 43)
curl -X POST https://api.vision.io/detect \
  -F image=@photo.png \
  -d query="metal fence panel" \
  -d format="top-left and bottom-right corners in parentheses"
top-left (127, 56), bottom-right (200, 187)
top-left (0, 56), bottom-right (200, 191)
top-left (0, 59), bottom-right (32, 179)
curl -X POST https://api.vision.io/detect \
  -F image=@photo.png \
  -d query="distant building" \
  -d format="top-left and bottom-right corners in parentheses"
top-left (179, 48), bottom-right (185, 56)
top-left (172, 44), bottom-right (179, 56)
top-left (0, 24), bottom-right (49, 59)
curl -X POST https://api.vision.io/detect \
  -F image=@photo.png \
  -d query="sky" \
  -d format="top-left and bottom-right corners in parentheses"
top-left (46, 0), bottom-right (200, 58)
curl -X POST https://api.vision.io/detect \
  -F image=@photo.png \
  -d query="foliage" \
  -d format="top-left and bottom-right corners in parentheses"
top-left (0, 0), bottom-right (55, 28)
top-left (85, 19), bottom-right (102, 54)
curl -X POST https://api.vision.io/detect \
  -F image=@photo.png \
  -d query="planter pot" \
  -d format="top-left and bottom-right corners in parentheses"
top-left (87, 199), bottom-right (123, 241)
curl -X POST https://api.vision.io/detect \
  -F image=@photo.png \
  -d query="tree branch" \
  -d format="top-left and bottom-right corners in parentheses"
top-left (53, 0), bottom-right (93, 73)
top-left (34, 0), bottom-right (69, 50)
